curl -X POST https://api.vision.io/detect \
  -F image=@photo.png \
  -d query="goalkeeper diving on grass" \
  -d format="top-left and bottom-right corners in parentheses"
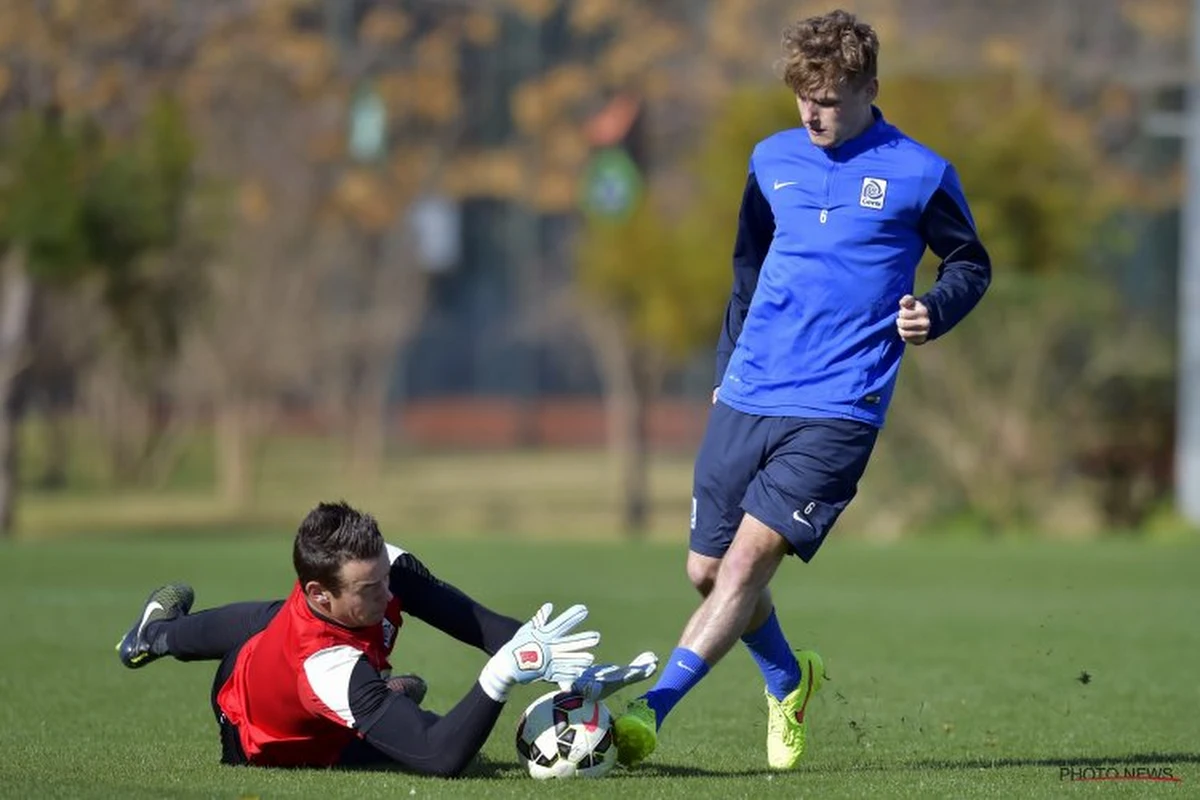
top-left (114, 500), bottom-right (657, 776)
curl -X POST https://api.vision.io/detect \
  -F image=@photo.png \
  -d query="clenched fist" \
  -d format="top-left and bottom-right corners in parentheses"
top-left (386, 674), bottom-right (428, 705)
top-left (897, 294), bottom-right (931, 345)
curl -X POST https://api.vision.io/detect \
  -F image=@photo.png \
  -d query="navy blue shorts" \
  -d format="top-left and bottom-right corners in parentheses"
top-left (691, 402), bottom-right (878, 562)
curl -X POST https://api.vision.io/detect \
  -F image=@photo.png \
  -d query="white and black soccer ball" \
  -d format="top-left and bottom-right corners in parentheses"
top-left (515, 690), bottom-right (617, 779)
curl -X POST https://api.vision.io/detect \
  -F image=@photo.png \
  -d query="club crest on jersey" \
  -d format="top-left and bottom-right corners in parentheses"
top-left (381, 618), bottom-right (396, 649)
top-left (860, 177), bottom-right (888, 209)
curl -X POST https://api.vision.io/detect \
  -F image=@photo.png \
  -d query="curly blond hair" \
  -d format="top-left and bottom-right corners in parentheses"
top-left (780, 10), bottom-right (879, 97)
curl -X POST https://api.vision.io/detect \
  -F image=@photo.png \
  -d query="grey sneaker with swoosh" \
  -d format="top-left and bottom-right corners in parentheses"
top-left (116, 584), bottom-right (194, 669)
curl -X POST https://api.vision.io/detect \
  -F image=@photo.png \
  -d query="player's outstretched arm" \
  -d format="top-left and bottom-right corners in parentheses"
top-left (348, 659), bottom-right (505, 777)
top-left (346, 603), bottom-right (599, 777)
top-left (388, 549), bottom-right (521, 655)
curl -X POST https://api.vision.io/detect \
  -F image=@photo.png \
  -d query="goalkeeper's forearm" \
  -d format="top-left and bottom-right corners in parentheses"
top-left (356, 684), bottom-right (503, 778)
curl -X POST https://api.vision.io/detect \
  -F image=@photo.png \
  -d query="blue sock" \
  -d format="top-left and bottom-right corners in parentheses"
top-left (741, 610), bottom-right (801, 701)
top-left (642, 647), bottom-right (710, 729)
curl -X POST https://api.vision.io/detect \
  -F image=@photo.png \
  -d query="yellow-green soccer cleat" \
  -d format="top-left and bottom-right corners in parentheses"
top-left (765, 650), bottom-right (825, 770)
top-left (613, 697), bottom-right (658, 766)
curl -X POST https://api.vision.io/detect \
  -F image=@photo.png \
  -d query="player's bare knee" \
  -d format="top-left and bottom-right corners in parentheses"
top-left (718, 532), bottom-right (785, 596)
top-left (716, 547), bottom-right (770, 596)
top-left (686, 553), bottom-right (719, 595)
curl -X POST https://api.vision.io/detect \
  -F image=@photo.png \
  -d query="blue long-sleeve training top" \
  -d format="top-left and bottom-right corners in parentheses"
top-left (714, 107), bottom-right (991, 427)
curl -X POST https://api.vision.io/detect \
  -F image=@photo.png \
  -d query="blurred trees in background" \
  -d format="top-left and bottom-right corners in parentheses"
top-left (171, 1), bottom-right (465, 504)
top-left (872, 75), bottom-right (1174, 535)
top-left (0, 0), bottom-right (1189, 538)
top-left (570, 3), bottom-right (1182, 536)
top-left (0, 104), bottom-right (196, 531)
top-left (575, 89), bottom-right (796, 534)
top-left (0, 0), bottom-right (200, 535)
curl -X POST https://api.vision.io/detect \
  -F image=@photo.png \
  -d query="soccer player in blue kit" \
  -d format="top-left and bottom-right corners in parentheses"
top-left (614, 9), bottom-right (992, 769)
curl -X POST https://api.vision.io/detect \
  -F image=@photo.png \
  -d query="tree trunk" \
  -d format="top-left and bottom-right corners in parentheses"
top-left (583, 309), bottom-right (650, 538)
top-left (347, 389), bottom-right (387, 483)
top-left (216, 398), bottom-right (252, 509)
top-left (0, 249), bottom-right (34, 537)
top-left (337, 233), bottom-right (429, 482)
top-left (36, 365), bottom-right (75, 491)
top-left (611, 363), bottom-right (650, 537)
top-left (38, 403), bottom-right (69, 490)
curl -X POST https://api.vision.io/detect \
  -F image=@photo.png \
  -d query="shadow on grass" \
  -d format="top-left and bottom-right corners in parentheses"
top-left (333, 758), bottom-right (782, 780)
top-left (817, 751), bottom-right (1200, 773)
top-left (463, 752), bottom-right (1200, 780)
top-left (271, 751), bottom-right (1200, 783)
top-left (618, 763), bottom-right (782, 778)
top-left (330, 757), bottom-right (522, 780)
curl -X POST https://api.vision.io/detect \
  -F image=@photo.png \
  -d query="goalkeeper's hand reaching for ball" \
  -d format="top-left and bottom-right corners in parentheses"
top-left (478, 603), bottom-right (599, 701)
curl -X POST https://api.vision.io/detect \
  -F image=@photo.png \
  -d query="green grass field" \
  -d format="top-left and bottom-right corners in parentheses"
top-left (1, 533), bottom-right (1197, 799)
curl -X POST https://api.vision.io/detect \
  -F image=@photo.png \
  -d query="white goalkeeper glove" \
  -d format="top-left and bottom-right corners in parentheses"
top-left (558, 650), bottom-right (659, 702)
top-left (478, 603), bottom-right (600, 702)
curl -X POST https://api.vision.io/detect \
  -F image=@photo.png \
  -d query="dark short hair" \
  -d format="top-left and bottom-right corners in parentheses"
top-left (293, 501), bottom-right (384, 595)
top-left (781, 9), bottom-right (879, 97)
